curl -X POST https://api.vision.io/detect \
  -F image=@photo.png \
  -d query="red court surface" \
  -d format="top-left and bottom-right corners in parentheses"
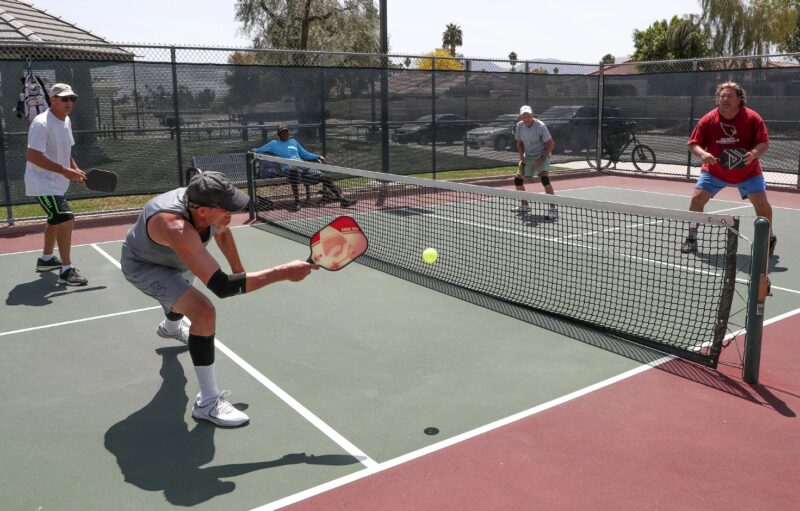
top-left (2, 174), bottom-right (798, 510)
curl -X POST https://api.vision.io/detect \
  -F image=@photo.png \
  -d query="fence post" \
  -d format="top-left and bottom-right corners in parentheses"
top-left (687, 60), bottom-right (697, 179)
top-left (524, 62), bottom-right (530, 105)
top-left (170, 47), bottom-right (185, 186)
top-left (431, 57), bottom-right (437, 179)
top-left (379, 6), bottom-right (390, 175)
top-left (464, 59), bottom-right (470, 157)
top-left (743, 217), bottom-right (770, 384)
top-left (320, 55), bottom-right (327, 157)
top-left (0, 126), bottom-right (13, 225)
top-left (594, 62), bottom-right (605, 170)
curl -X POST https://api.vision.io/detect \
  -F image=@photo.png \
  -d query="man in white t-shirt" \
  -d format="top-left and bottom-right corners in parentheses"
top-left (514, 105), bottom-right (558, 218)
top-left (25, 83), bottom-right (88, 286)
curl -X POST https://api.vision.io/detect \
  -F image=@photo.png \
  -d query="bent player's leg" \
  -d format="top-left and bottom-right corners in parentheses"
top-left (513, 161), bottom-right (530, 212)
top-left (747, 189), bottom-right (776, 257)
top-left (682, 185), bottom-right (714, 254)
top-left (172, 288), bottom-right (249, 427)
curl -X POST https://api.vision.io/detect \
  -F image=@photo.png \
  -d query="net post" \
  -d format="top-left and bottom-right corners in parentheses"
top-left (743, 217), bottom-right (770, 384)
top-left (245, 152), bottom-right (255, 221)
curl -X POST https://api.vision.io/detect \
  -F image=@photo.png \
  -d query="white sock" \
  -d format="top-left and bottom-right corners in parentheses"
top-left (41, 253), bottom-right (54, 261)
top-left (194, 364), bottom-right (220, 405)
top-left (162, 317), bottom-right (182, 334)
top-left (61, 264), bottom-right (73, 272)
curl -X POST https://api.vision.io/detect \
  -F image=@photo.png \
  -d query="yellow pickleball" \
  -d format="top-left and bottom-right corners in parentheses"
top-left (422, 247), bottom-right (438, 264)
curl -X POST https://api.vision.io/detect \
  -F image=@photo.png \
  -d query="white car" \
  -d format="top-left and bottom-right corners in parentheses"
top-left (466, 114), bottom-right (519, 151)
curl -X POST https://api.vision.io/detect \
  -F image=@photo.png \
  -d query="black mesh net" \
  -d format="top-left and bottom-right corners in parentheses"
top-left (250, 153), bottom-right (741, 367)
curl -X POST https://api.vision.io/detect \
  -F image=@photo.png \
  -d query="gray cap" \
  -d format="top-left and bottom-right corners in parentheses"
top-left (186, 171), bottom-right (249, 212)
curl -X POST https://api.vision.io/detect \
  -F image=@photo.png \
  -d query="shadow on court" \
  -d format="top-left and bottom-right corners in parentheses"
top-left (5, 272), bottom-right (107, 306)
top-left (104, 345), bottom-right (361, 506)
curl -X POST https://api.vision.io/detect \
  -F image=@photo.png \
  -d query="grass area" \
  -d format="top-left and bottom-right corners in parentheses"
top-left (413, 165), bottom-right (516, 181)
top-left (6, 194), bottom-right (155, 222)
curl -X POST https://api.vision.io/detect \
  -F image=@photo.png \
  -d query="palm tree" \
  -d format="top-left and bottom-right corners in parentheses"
top-left (508, 51), bottom-right (518, 72)
top-left (442, 23), bottom-right (463, 57)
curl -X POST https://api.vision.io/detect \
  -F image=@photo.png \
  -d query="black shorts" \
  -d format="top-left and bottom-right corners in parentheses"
top-left (37, 195), bottom-right (74, 225)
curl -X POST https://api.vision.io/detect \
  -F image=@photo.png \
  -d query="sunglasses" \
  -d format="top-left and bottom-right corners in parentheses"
top-left (58, 96), bottom-right (77, 102)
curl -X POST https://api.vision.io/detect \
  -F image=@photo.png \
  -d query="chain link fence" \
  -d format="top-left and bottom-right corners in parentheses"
top-left (1, 41), bottom-right (798, 224)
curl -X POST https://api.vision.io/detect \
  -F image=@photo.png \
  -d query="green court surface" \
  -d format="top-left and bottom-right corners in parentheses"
top-left (1, 185), bottom-right (798, 510)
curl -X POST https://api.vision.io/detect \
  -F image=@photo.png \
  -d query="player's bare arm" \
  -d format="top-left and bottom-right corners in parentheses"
top-left (688, 144), bottom-right (716, 165)
top-left (213, 225), bottom-right (245, 274)
top-left (746, 142), bottom-right (769, 165)
top-left (148, 212), bottom-right (316, 297)
top-left (26, 148), bottom-right (86, 181)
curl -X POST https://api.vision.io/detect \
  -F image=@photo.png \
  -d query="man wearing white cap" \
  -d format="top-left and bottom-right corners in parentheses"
top-left (514, 105), bottom-right (558, 218)
top-left (25, 83), bottom-right (88, 285)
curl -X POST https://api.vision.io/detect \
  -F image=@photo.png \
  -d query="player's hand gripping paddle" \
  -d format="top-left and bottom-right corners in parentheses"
top-left (83, 169), bottom-right (118, 192)
top-left (717, 148), bottom-right (748, 169)
top-left (308, 216), bottom-right (368, 271)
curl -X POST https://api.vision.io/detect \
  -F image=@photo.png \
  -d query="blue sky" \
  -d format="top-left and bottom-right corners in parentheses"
top-left (30, 0), bottom-right (702, 63)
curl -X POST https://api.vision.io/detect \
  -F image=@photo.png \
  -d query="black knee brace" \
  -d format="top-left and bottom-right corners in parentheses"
top-left (540, 175), bottom-right (551, 186)
top-left (514, 176), bottom-right (524, 187)
top-left (188, 333), bottom-right (215, 366)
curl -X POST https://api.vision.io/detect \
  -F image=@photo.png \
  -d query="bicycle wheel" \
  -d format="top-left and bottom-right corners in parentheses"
top-left (585, 147), bottom-right (613, 169)
top-left (631, 144), bottom-right (656, 172)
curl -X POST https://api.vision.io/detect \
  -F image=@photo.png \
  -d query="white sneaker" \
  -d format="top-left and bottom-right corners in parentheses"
top-left (156, 317), bottom-right (191, 344)
top-left (513, 203), bottom-right (531, 213)
top-left (192, 391), bottom-right (250, 427)
top-left (546, 208), bottom-right (559, 220)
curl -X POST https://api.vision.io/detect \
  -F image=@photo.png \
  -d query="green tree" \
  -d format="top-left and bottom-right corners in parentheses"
top-left (633, 15), bottom-right (708, 62)
top-left (442, 23), bottom-right (463, 57)
top-left (234, 1), bottom-right (381, 130)
top-left (700, 0), bottom-right (798, 58)
top-left (508, 51), bottom-right (518, 72)
top-left (601, 53), bottom-right (615, 64)
top-left (235, 0), bottom-right (380, 61)
top-left (770, 0), bottom-right (800, 61)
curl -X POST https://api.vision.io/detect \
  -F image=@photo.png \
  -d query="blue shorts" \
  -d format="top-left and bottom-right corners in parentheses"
top-left (696, 172), bottom-right (766, 200)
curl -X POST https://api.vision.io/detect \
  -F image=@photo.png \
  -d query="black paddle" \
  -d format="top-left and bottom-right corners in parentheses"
top-left (83, 169), bottom-right (118, 192)
top-left (717, 148), bottom-right (749, 170)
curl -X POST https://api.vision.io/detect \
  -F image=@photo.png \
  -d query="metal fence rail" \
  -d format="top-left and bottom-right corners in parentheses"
top-left (1, 41), bottom-right (798, 224)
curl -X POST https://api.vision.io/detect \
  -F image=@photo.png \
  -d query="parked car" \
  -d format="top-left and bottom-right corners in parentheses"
top-left (537, 105), bottom-right (622, 153)
top-left (393, 114), bottom-right (479, 145)
top-left (466, 114), bottom-right (519, 151)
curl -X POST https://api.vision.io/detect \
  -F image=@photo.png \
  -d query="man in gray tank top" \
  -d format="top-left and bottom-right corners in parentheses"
top-left (121, 171), bottom-right (317, 427)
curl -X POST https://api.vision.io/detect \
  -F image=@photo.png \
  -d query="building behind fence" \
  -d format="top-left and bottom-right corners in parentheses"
top-left (1, 41), bottom-right (799, 224)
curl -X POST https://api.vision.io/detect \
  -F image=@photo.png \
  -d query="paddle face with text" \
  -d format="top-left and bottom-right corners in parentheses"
top-left (717, 148), bottom-right (748, 169)
top-left (308, 216), bottom-right (368, 271)
top-left (84, 169), bottom-right (118, 192)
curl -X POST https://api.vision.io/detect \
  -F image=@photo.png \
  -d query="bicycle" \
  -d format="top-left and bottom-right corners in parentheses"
top-left (585, 121), bottom-right (656, 172)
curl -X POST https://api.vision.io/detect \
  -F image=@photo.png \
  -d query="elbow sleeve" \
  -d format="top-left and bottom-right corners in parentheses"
top-left (206, 269), bottom-right (247, 298)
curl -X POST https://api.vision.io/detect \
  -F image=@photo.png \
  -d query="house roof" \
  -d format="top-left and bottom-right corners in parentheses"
top-left (0, 0), bottom-right (132, 60)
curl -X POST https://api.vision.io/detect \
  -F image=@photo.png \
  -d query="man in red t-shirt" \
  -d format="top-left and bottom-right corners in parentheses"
top-left (683, 81), bottom-right (775, 256)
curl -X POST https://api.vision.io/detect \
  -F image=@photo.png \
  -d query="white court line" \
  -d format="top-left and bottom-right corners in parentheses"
top-left (215, 341), bottom-right (377, 468)
top-left (0, 306), bottom-right (162, 337)
top-left (252, 356), bottom-right (673, 511)
top-left (255, 305), bottom-right (800, 510)
top-left (588, 186), bottom-right (800, 211)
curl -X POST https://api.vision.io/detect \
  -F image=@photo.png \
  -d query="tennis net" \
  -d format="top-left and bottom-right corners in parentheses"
top-left (247, 153), bottom-right (740, 367)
